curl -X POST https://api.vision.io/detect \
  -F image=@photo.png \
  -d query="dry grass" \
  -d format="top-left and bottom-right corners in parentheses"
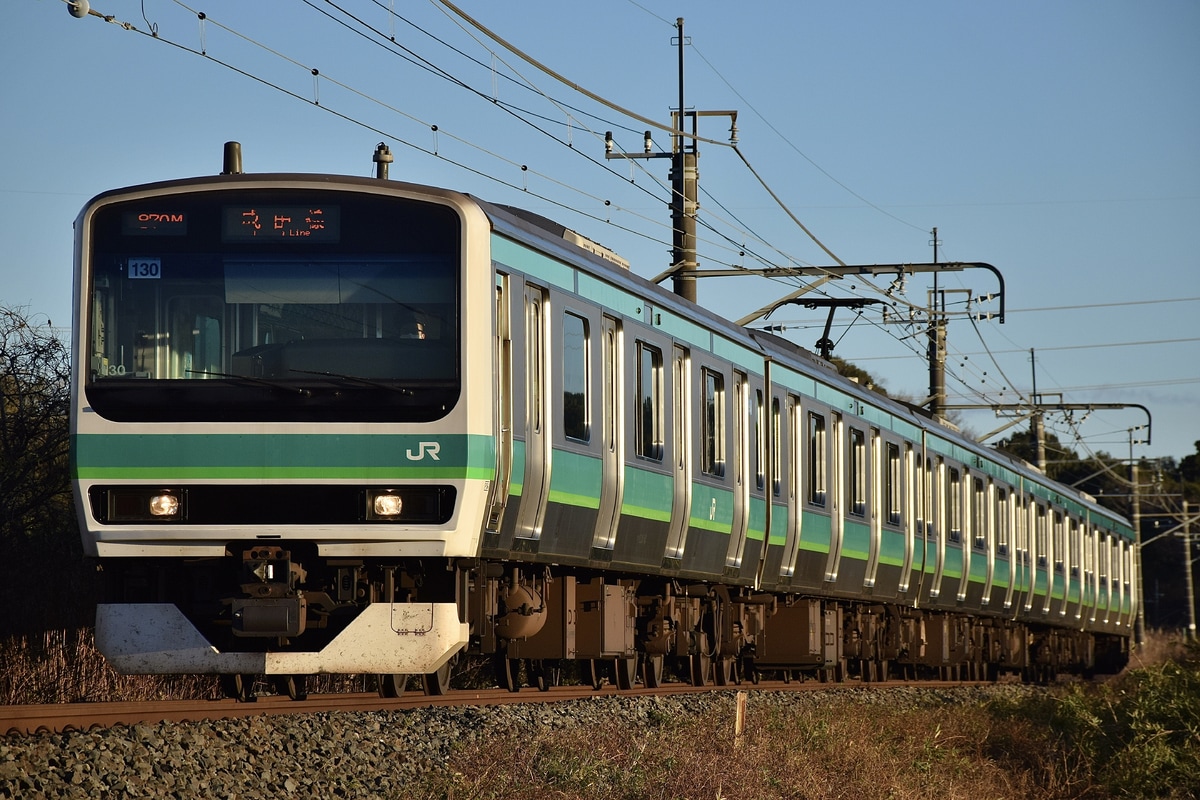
top-left (3, 629), bottom-right (1196, 799)
top-left (418, 696), bottom-right (1095, 800)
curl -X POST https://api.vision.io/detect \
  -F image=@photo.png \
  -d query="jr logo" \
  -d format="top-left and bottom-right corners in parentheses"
top-left (406, 441), bottom-right (441, 461)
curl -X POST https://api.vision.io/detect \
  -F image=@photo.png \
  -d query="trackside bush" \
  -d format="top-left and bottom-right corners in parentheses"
top-left (988, 643), bottom-right (1200, 799)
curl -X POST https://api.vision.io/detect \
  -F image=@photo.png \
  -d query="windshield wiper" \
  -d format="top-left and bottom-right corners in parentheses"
top-left (186, 369), bottom-right (312, 397)
top-left (288, 369), bottom-right (414, 396)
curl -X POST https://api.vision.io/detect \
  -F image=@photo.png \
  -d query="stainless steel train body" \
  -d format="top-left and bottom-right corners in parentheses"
top-left (71, 162), bottom-right (1135, 690)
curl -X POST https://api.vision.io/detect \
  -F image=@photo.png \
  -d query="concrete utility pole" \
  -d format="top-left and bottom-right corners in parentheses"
top-left (1185, 500), bottom-right (1197, 641)
top-left (604, 18), bottom-right (735, 307)
top-left (927, 228), bottom-right (947, 417)
top-left (670, 17), bottom-right (698, 304)
top-left (1132, 433), bottom-right (1146, 646)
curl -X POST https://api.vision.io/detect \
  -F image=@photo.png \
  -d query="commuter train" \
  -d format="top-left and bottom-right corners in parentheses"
top-left (70, 144), bottom-right (1135, 699)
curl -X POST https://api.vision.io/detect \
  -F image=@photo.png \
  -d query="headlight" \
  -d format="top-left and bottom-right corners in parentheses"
top-left (99, 488), bottom-right (185, 522)
top-left (368, 490), bottom-right (404, 520)
top-left (149, 492), bottom-right (180, 517)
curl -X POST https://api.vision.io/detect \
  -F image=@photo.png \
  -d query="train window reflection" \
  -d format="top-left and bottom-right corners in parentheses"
top-left (562, 312), bottom-right (589, 443)
top-left (636, 342), bottom-right (663, 461)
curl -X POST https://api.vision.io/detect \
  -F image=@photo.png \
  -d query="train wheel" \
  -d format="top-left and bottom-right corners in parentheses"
top-left (714, 656), bottom-right (736, 686)
top-left (689, 653), bottom-right (710, 687)
top-left (275, 674), bottom-right (308, 701)
top-left (423, 660), bottom-right (453, 696)
top-left (614, 657), bottom-right (637, 690)
top-left (584, 659), bottom-right (605, 690)
top-left (530, 660), bottom-right (560, 692)
top-left (378, 674), bottom-right (408, 698)
top-left (497, 658), bottom-right (521, 692)
top-left (220, 673), bottom-right (258, 703)
top-left (643, 654), bottom-right (665, 688)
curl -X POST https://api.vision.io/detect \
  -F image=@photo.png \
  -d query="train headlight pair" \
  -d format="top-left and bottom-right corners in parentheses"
top-left (367, 489), bottom-right (404, 520)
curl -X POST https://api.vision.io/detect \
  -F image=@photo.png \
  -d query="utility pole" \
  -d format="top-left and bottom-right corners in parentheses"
top-left (927, 228), bottom-right (947, 417)
top-left (670, 17), bottom-right (698, 303)
top-left (1030, 349), bottom-right (1046, 470)
top-left (1185, 500), bottom-right (1197, 641)
top-left (1131, 432), bottom-right (1146, 646)
top-left (605, 18), bottom-right (735, 307)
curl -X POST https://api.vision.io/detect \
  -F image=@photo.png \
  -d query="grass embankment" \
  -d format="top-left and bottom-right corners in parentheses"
top-left (2, 632), bottom-right (1197, 798)
top-left (419, 638), bottom-right (1199, 800)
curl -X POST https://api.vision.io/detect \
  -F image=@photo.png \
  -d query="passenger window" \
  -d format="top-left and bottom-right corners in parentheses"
top-left (848, 427), bottom-right (866, 517)
top-left (808, 412), bottom-right (826, 507)
top-left (886, 442), bottom-right (902, 526)
top-left (701, 368), bottom-right (725, 477)
top-left (562, 312), bottom-right (589, 443)
top-left (635, 342), bottom-right (663, 461)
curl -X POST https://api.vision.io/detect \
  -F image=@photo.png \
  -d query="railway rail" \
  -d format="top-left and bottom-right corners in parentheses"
top-left (2, 675), bottom-right (1007, 738)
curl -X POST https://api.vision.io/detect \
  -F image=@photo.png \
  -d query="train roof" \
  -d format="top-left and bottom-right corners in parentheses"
top-left (473, 190), bottom-right (1131, 534)
top-left (77, 169), bottom-right (1131, 534)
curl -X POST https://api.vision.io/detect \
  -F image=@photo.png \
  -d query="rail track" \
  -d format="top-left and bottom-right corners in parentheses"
top-left (1, 675), bottom-right (1002, 737)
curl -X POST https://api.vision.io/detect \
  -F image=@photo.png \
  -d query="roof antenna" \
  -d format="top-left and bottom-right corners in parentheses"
top-left (222, 141), bottom-right (243, 175)
top-left (373, 142), bottom-right (393, 180)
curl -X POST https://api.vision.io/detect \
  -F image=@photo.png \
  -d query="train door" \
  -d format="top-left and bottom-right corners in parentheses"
top-left (929, 458), bottom-right (948, 600)
top-left (487, 272), bottom-right (514, 532)
top-left (513, 283), bottom-right (550, 541)
top-left (1097, 532), bottom-right (1112, 625)
top-left (663, 344), bottom-right (692, 560)
top-left (822, 411), bottom-right (845, 584)
top-left (725, 371), bottom-right (751, 569)
top-left (1038, 504), bottom-right (1054, 616)
top-left (898, 443), bottom-right (916, 593)
top-left (998, 487), bottom-right (1017, 612)
top-left (912, 439), bottom-right (931, 598)
top-left (591, 315), bottom-right (623, 552)
top-left (1084, 524), bottom-right (1098, 624)
top-left (863, 428), bottom-right (883, 589)
top-left (1022, 493), bottom-right (1038, 613)
top-left (779, 395), bottom-right (802, 578)
top-left (952, 467), bottom-right (969, 604)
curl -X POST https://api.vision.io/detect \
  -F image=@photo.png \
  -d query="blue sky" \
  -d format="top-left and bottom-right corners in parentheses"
top-left (4, 0), bottom-right (1198, 465)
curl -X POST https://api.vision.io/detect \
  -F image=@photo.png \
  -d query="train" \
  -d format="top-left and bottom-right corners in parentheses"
top-left (70, 143), bottom-right (1135, 699)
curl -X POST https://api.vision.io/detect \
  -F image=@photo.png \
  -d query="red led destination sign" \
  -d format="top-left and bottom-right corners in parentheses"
top-left (222, 205), bottom-right (340, 243)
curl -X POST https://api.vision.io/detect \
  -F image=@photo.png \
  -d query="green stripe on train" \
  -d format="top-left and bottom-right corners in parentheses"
top-left (73, 433), bottom-right (495, 481)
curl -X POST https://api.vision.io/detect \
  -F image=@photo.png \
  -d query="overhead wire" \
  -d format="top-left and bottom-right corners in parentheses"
top-left (68, 0), bottom-right (1178, 453)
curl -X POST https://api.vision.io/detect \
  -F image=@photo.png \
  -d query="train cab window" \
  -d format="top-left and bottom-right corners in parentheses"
top-left (996, 488), bottom-right (1011, 556)
top-left (636, 342), bottom-right (663, 461)
top-left (701, 368), bottom-right (726, 477)
top-left (947, 467), bottom-right (962, 543)
top-left (885, 442), bottom-right (902, 526)
top-left (84, 189), bottom-right (462, 422)
top-left (848, 427), bottom-right (866, 517)
top-left (562, 312), bottom-right (589, 443)
top-left (808, 412), bottom-right (827, 507)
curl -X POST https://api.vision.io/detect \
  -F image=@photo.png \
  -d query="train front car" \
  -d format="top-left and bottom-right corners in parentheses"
top-left (70, 167), bottom-right (495, 691)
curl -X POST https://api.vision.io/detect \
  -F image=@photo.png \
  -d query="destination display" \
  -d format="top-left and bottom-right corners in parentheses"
top-left (222, 205), bottom-right (340, 243)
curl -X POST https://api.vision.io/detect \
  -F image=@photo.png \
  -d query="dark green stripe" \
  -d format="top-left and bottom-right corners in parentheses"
top-left (74, 433), bottom-right (495, 480)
